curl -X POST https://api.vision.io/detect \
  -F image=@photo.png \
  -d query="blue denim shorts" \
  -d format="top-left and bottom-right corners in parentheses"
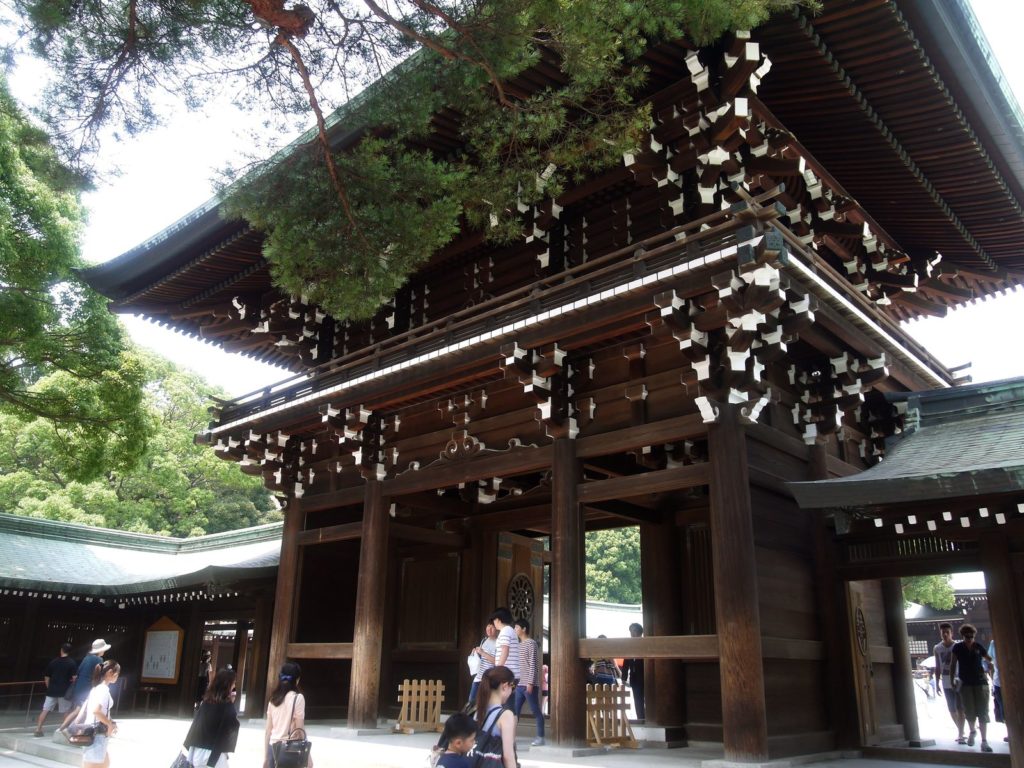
top-left (83, 733), bottom-right (109, 762)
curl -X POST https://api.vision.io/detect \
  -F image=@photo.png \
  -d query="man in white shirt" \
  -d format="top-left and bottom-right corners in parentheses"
top-left (489, 607), bottom-right (521, 683)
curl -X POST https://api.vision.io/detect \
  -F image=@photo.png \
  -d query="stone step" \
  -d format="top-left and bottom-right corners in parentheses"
top-left (0, 732), bottom-right (84, 767)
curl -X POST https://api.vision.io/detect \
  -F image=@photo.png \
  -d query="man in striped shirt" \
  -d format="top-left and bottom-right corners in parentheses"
top-left (514, 618), bottom-right (545, 746)
top-left (490, 607), bottom-right (521, 682)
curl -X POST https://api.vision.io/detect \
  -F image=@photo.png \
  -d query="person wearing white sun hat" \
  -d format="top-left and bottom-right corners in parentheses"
top-left (59, 639), bottom-right (112, 735)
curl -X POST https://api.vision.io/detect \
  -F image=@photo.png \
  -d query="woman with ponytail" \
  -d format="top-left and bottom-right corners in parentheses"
top-left (263, 662), bottom-right (313, 768)
top-left (82, 659), bottom-right (120, 768)
top-left (473, 666), bottom-right (517, 768)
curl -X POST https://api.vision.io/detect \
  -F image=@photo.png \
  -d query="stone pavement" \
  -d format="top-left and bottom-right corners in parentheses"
top-left (0, 685), bottom-right (1008, 768)
top-left (0, 715), bottom-right (1010, 768)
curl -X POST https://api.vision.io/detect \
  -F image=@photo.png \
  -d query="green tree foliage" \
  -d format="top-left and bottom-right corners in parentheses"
top-left (585, 527), bottom-right (641, 604)
top-left (11, 0), bottom-right (804, 321)
top-left (0, 352), bottom-right (280, 536)
top-left (0, 73), bottom-right (147, 474)
top-left (902, 574), bottom-right (955, 611)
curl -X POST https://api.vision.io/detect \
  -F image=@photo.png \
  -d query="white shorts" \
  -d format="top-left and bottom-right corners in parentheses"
top-left (41, 696), bottom-right (72, 713)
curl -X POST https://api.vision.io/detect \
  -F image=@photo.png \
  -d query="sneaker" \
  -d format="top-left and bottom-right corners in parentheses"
top-left (531, 738), bottom-right (545, 746)
top-left (981, 742), bottom-right (993, 753)
top-left (968, 730), bottom-right (977, 746)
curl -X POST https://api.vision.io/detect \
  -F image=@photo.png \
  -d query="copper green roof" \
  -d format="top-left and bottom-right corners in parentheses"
top-left (0, 514), bottom-right (282, 596)
top-left (790, 377), bottom-right (1024, 510)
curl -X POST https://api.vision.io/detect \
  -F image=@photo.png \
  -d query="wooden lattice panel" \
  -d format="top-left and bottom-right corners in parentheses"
top-left (395, 679), bottom-right (445, 734)
top-left (585, 684), bottom-right (638, 749)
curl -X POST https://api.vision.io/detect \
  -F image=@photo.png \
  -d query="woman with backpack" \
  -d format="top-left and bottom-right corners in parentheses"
top-left (474, 666), bottom-right (517, 768)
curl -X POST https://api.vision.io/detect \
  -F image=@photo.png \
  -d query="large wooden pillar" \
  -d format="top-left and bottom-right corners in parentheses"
top-left (707, 403), bottom-right (769, 762)
top-left (881, 577), bottom-right (921, 745)
top-left (247, 590), bottom-right (273, 716)
top-left (551, 437), bottom-right (586, 744)
top-left (640, 518), bottom-right (684, 725)
top-left (981, 537), bottom-right (1024, 768)
top-left (809, 443), bottom-right (858, 749)
top-left (265, 498), bottom-right (304, 704)
top-left (348, 477), bottom-right (389, 727)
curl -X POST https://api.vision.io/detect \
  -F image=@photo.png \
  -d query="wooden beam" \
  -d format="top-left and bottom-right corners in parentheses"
top-left (551, 438), bottom-right (587, 746)
top-left (576, 414), bottom-right (707, 458)
top-left (760, 637), bottom-right (824, 661)
top-left (348, 478), bottom-right (389, 728)
top-left (300, 486), bottom-right (365, 513)
top-left (286, 642), bottom-right (354, 659)
top-left (578, 634), bottom-right (719, 660)
top-left (390, 522), bottom-right (467, 549)
top-left (708, 403), bottom-right (769, 762)
top-left (384, 445), bottom-right (555, 496)
top-left (296, 521), bottom-right (362, 546)
top-left (578, 463), bottom-right (709, 503)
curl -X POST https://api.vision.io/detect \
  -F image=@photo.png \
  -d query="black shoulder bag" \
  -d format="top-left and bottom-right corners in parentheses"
top-left (272, 693), bottom-right (312, 768)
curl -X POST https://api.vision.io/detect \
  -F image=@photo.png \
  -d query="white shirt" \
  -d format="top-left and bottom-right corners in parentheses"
top-left (84, 682), bottom-right (113, 726)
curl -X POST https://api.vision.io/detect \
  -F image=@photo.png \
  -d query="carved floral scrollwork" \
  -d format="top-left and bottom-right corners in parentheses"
top-left (441, 429), bottom-right (484, 462)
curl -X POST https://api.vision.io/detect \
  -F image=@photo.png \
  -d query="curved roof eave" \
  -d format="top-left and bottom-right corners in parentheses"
top-left (900, 0), bottom-right (1024, 207)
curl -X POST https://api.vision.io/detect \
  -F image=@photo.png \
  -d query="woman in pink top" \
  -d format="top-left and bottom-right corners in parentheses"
top-left (263, 662), bottom-right (312, 768)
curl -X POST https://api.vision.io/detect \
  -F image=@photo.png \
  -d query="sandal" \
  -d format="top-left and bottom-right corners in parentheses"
top-left (956, 736), bottom-right (967, 744)
top-left (968, 730), bottom-right (977, 746)
top-left (981, 742), bottom-right (993, 753)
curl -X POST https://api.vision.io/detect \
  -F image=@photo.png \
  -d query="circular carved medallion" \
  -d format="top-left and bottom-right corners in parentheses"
top-left (507, 573), bottom-right (535, 623)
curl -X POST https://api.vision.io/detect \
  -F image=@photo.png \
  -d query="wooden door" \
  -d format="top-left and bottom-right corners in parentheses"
top-left (848, 582), bottom-right (879, 745)
top-left (496, 532), bottom-right (544, 637)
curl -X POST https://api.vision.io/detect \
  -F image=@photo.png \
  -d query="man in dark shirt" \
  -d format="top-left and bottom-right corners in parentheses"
top-left (59, 638), bottom-right (110, 734)
top-left (949, 623), bottom-right (994, 753)
top-left (34, 642), bottom-right (77, 736)
top-left (622, 622), bottom-right (646, 721)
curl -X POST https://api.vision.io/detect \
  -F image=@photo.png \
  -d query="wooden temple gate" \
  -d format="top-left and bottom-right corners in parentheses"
top-left (81, 1), bottom-right (1024, 762)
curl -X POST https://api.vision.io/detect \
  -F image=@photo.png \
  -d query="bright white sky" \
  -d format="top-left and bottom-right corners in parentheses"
top-left (9, 1), bottom-right (1024, 397)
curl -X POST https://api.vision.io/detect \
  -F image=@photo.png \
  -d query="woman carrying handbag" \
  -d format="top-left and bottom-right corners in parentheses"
top-left (82, 660), bottom-right (120, 768)
top-left (179, 669), bottom-right (240, 767)
top-left (264, 662), bottom-right (312, 768)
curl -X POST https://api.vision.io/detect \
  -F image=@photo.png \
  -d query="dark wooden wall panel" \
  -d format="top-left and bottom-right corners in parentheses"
top-left (397, 554), bottom-right (460, 648)
top-left (295, 540), bottom-right (360, 643)
top-left (763, 659), bottom-right (829, 733)
top-left (756, 546), bottom-right (819, 641)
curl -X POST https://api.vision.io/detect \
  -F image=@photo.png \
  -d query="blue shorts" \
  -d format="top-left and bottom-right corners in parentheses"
top-left (83, 734), bottom-right (109, 763)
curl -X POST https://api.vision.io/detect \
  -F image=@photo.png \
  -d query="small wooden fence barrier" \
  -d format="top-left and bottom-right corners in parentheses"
top-left (585, 684), bottom-right (638, 748)
top-left (395, 679), bottom-right (445, 734)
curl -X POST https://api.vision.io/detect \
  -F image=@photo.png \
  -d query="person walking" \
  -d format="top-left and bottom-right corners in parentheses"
top-left (61, 639), bottom-right (111, 735)
top-left (263, 662), bottom-right (312, 768)
top-left (513, 618), bottom-right (544, 746)
top-left (35, 642), bottom-right (78, 737)
top-left (622, 623), bottom-right (645, 721)
top-left (195, 650), bottom-right (215, 707)
top-left (183, 668), bottom-right (240, 767)
top-left (490, 608), bottom-right (521, 684)
top-left (81, 660), bottom-right (120, 768)
top-left (949, 623), bottom-right (994, 753)
top-left (468, 622), bottom-right (497, 710)
top-left (474, 666), bottom-right (517, 768)
top-left (933, 622), bottom-right (966, 744)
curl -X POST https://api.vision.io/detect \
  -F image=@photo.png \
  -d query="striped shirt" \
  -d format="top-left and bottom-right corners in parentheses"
top-left (519, 637), bottom-right (540, 688)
